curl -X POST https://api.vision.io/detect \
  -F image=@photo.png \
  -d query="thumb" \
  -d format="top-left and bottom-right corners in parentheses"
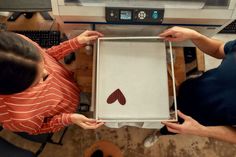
top-left (159, 30), bottom-right (174, 37)
top-left (177, 110), bottom-right (189, 120)
top-left (87, 36), bottom-right (99, 42)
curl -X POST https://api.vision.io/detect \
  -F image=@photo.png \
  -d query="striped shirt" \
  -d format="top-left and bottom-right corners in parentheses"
top-left (0, 35), bottom-right (82, 134)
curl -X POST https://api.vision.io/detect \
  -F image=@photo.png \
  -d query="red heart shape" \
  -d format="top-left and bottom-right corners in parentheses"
top-left (107, 89), bottom-right (126, 105)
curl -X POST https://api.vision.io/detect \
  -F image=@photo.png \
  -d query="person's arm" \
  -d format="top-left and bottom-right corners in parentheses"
top-left (2, 113), bottom-right (72, 134)
top-left (30, 113), bottom-right (103, 134)
top-left (45, 38), bottom-right (83, 61)
top-left (203, 126), bottom-right (236, 144)
top-left (10, 113), bottom-right (104, 134)
top-left (33, 113), bottom-right (73, 134)
top-left (162, 110), bottom-right (236, 144)
top-left (46, 30), bottom-right (103, 60)
top-left (159, 26), bottom-right (225, 59)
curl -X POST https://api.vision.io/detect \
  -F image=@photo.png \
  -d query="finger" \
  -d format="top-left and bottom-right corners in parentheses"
top-left (164, 37), bottom-right (180, 42)
top-left (79, 122), bottom-right (90, 129)
top-left (166, 126), bottom-right (181, 134)
top-left (159, 30), bottom-right (175, 37)
top-left (86, 31), bottom-right (104, 37)
top-left (159, 28), bottom-right (171, 35)
top-left (79, 115), bottom-right (97, 123)
top-left (81, 122), bottom-right (97, 129)
top-left (87, 35), bottom-right (99, 42)
top-left (96, 119), bottom-right (104, 123)
top-left (162, 121), bottom-right (181, 130)
top-left (85, 121), bottom-right (105, 126)
top-left (86, 118), bottom-right (97, 123)
top-left (177, 110), bottom-right (190, 120)
top-left (96, 122), bottom-right (104, 128)
top-left (81, 122), bottom-right (104, 129)
top-left (81, 30), bottom-right (89, 36)
top-left (84, 121), bottom-right (98, 125)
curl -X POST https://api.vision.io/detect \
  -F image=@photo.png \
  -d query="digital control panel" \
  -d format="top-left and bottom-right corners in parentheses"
top-left (106, 7), bottom-right (164, 24)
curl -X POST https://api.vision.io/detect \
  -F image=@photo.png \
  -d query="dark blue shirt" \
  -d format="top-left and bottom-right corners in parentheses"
top-left (178, 40), bottom-right (236, 126)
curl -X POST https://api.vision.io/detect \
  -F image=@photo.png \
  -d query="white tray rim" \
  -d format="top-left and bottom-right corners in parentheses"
top-left (95, 36), bottom-right (178, 122)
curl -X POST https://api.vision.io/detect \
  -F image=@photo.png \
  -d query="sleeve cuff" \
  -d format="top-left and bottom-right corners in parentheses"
top-left (61, 113), bottom-right (73, 126)
top-left (69, 38), bottom-right (86, 50)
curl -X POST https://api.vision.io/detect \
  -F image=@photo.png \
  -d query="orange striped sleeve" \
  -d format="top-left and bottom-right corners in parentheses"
top-left (45, 37), bottom-right (85, 60)
top-left (31, 113), bottom-right (72, 134)
top-left (0, 35), bottom-right (80, 134)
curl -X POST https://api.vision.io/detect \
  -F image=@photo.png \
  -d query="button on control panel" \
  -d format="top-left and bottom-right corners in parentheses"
top-left (106, 7), bottom-right (164, 24)
top-left (152, 11), bottom-right (159, 19)
top-left (138, 11), bottom-right (146, 20)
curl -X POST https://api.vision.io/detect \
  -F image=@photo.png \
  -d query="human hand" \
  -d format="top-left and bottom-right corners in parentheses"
top-left (162, 110), bottom-right (206, 136)
top-left (71, 113), bottom-right (104, 129)
top-left (76, 30), bottom-right (103, 45)
top-left (159, 26), bottom-right (201, 42)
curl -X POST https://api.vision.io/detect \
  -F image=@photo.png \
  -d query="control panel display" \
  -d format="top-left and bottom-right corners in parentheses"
top-left (120, 10), bottom-right (132, 20)
top-left (106, 7), bottom-right (164, 24)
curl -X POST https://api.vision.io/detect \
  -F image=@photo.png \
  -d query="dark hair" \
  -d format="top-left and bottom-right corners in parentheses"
top-left (0, 31), bottom-right (41, 95)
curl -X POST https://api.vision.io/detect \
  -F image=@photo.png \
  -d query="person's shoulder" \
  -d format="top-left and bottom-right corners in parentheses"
top-left (224, 39), bottom-right (236, 55)
top-left (225, 39), bottom-right (236, 48)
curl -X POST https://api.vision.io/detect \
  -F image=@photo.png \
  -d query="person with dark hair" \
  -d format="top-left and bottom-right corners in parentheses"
top-left (0, 30), bottom-right (104, 134)
top-left (0, 32), bottom-right (41, 94)
top-left (144, 26), bottom-right (236, 146)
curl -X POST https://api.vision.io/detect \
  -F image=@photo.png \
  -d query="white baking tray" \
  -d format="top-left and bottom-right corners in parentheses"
top-left (93, 36), bottom-right (177, 122)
